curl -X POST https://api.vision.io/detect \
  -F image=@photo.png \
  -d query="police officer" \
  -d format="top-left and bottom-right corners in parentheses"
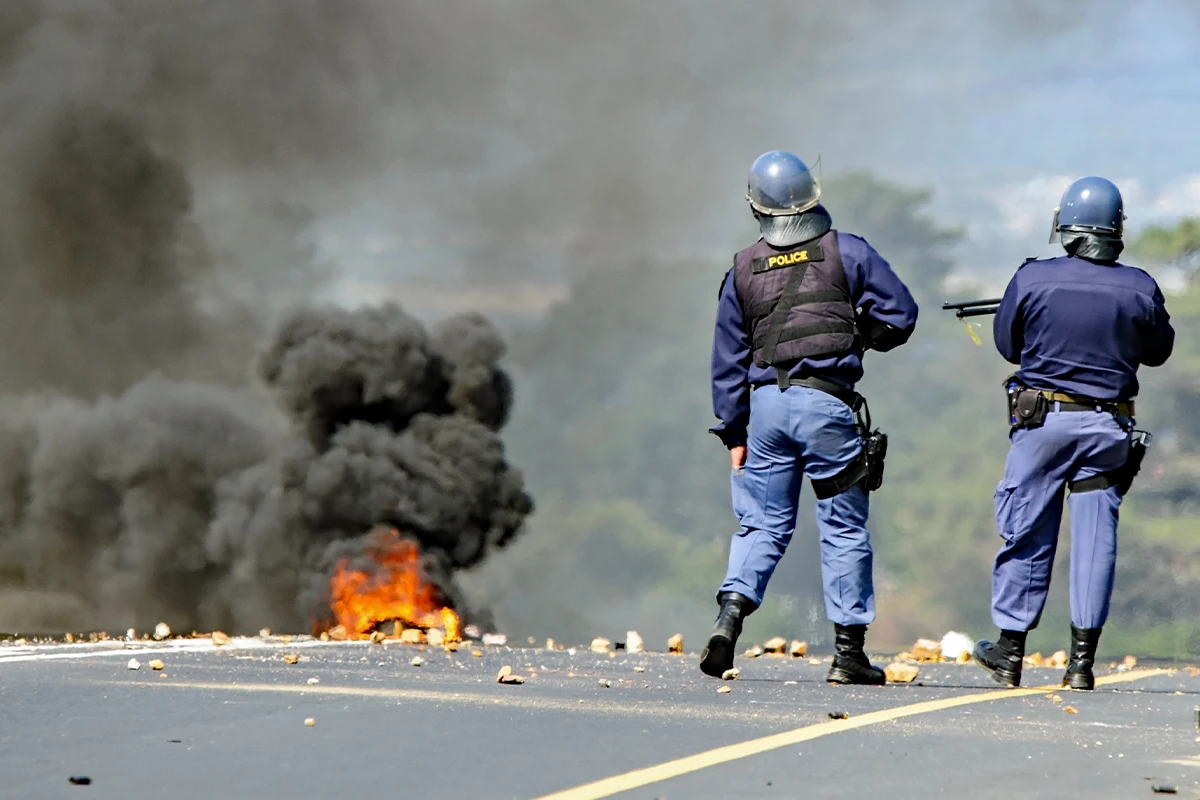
top-left (974, 176), bottom-right (1175, 690)
top-left (702, 150), bottom-right (919, 684)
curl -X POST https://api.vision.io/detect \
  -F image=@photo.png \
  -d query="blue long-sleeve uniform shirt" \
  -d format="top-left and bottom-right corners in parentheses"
top-left (993, 255), bottom-right (1174, 401)
top-left (710, 232), bottom-right (919, 447)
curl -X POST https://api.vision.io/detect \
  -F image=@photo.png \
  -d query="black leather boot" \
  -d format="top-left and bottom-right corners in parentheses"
top-left (699, 592), bottom-right (756, 678)
top-left (973, 630), bottom-right (1026, 687)
top-left (1062, 626), bottom-right (1101, 690)
top-left (826, 624), bottom-right (886, 685)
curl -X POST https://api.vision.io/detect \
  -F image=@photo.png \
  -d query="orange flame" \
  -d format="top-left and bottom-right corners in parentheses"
top-left (328, 528), bottom-right (460, 641)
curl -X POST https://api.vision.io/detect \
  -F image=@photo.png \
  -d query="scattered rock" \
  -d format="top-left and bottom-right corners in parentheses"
top-left (400, 629), bottom-right (425, 645)
top-left (64, 633), bottom-right (75, 643)
top-left (717, 686), bottom-right (731, 694)
top-left (884, 662), bottom-right (920, 683)
top-left (590, 637), bottom-right (612, 653)
top-left (790, 640), bottom-right (807, 658)
top-left (127, 659), bottom-right (141, 671)
top-left (411, 656), bottom-right (424, 667)
top-left (1045, 650), bottom-right (1068, 669)
top-left (1063, 705), bottom-right (1078, 715)
top-left (471, 649), bottom-right (484, 658)
top-left (283, 653), bottom-right (300, 665)
top-left (496, 666), bottom-right (525, 684)
top-left (149, 660), bottom-right (165, 671)
top-left (368, 631), bottom-right (387, 644)
top-left (721, 668), bottom-right (740, 681)
top-left (828, 711), bottom-right (849, 720)
top-left (306, 677), bottom-right (319, 685)
top-left (319, 632), bottom-right (330, 642)
top-left (808, 657), bottom-right (822, 666)
top-left (259, 628), bottom-right (271, 638)
top-left (634, 666), bottom-right (646, 673)
top-left (955, 651), bottom-right (972, 665)
top-left (1150, 785), bottom-right (1178, 794)
top-left (763, 636), bottom-right (787, 654)
top-left (443, 641), bottom-right (460, 653)
top-left (1047, 694), bottom-right (1063, 703)
top-left (326, 625), bottom-right (348, 642)
top-left (598, 679), bottom-right (612, 688)
top-left (153, 623), bottom-right (171, 641)
top-left (68, 776), bottom-right (92, 786)
top-left (304, 718), bottom-right (315, 727)
top-left (211, 631), bottom-right (231, 647)
top-left (667, 634), bottom-right (684, 654)
top-left (1122, 655), bottom-right (1138, 670)
top-left (427, 629), bottom-right (445, 647)
top-left (626, 631), bottom-right (645, 654)
top-left (545, 638), bottom-right (557, 651)
top-left (784, 680), bottom-right (797, 686)
top-left (1024, 652), bottom-right (1045, 667)
top-left (482, 633), bottom-right (507, 647)
top-left (1188, 666), bottom-right (1199, 678)
top-left (742, 645), bottom-right (764, 659)
top-left (464, 624), bottom-right (482, 640)
top-left (910, 638), bottom-right (943, 663)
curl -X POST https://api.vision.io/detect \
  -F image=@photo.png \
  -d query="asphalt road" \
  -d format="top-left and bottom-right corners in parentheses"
top-left (1, 636), bottom-right (1197, 799)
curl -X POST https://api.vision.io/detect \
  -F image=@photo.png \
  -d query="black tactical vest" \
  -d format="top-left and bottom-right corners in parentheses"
top-left (732, 229), bottom-right (858, 381)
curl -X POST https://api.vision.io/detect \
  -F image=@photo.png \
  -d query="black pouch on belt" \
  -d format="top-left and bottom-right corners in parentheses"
top-left (1009, 387), bottom-right (1049, 430)
top-left (861, 430), bottom-right (888, 492)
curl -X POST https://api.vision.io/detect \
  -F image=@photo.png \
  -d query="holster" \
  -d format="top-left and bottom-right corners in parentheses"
top-left (809, 394), bottom-right (887, 500)
top-left (1068, 431), bottom-right (1151, 497)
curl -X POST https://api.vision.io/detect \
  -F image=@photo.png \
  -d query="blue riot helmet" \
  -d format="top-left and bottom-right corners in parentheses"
top-left (747, 150), bottom-right (821, 216)
top-left (1049, 176), bottom-right (1126, 244)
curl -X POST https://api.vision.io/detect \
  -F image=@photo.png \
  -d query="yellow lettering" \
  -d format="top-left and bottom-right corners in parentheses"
top-left (765, 250), bottom-right (809, 269)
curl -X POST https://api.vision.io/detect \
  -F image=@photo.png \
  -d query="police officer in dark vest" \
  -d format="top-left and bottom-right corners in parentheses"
top-left (703, 150), bottom-right (919, 684)
top-left (974, 177), bottom-right (1175, 689)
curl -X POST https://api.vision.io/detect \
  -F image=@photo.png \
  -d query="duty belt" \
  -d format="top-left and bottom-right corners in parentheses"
top-left (1039, 390), bottom-right (1133, 418)
top-left (787, 376), bottom-right (862, 411)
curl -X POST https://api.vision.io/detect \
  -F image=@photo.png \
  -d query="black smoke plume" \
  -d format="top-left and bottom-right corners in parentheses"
top-left (0, 304), bottom-right (532, 634)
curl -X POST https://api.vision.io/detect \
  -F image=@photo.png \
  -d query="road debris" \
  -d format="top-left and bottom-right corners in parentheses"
top-left (1120, 655), bottom-right (1138, 671)
top-left (939, 631), bottom-right (973, 662)
top-left (149, 660), bottom-right (164, 671)
top-left (400, 629), bottom-right (424, 645)
top-left (668, 633), bottom-right (684, 654)
top-left (545, 638), bottom-right (558, 650)
top-left (742, 645), bottom-right (764, 659)
top-left (426, 628), bottom-right (445, 647)
top-left (496, 665), bottom-right (526, 685)
top-left (283, 653), bottom-right (300, 665)
top-left (1045, 650), bottom-right (1068, 669)
top-left (1150, 785), bottom-right (1178, 794)
top-left (1047, 694), bottom-right (1063, 703)
top-left (717, 686), bottom-right (731, 694)
top-left (482, 633), bottom-right (507, 647)
top-left (1063, 705), bottom-right (1078, 715)
top-left (327, 625), bottom-right (348, 641)
top-left (211, 631), bottom-right (231, 647)
top-left (411, 656), bottom-right (424, 667)
top-left (590, 637), bottom-right (611, 653)
top-left (763, 636), bottom-right (787, 654)
top-left (634, 666), bottom-right (645, 673)
top-left (471, 649), bottom-right (483, 658)
top-left (153, 622), bottom-right (171, 641)
top-left (127, 659), bottom-right (141, 671)
top-left (828, 711), bottom-right (849, 720)
top-left (1187, 666), bottom-right (1198, 678)
top-left (721, 668), bottom-right (740, 681)
top-left (368, 630), bottom-right (386, 644)
top-left (304, 718), bottom-right (315, 727)
top-left (626, 631), bottom-right (645, 653)
top-left (259, 628), bottom-right (271, 638)
top-left (1024, 652), bottom-right (1045, 667)
top-left (790, 640), bottom-right (807, 658)
top-left (909, 638), bottom-right (943, 662)
top-left (598, 678), bottom-right (612, 688)
top-left (307, 677), bottom-right (319, 685)
top-left (443, 641), bottom-right (460, 653)
top-left (885, 662), bottom-right (920, 683)
top-left (68, 776), bottom-right (92, 786)
top-left (319, 632), bottom-right (329, 642)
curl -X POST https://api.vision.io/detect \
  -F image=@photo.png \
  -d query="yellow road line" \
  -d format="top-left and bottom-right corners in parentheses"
top-left (532, 669), bottom-right (1166, 800)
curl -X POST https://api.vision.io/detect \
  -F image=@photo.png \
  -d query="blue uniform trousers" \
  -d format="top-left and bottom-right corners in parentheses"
top-left (720, 385), bottom-right (874, 626)
top-left (992, 406), bottom-right (1130, 631)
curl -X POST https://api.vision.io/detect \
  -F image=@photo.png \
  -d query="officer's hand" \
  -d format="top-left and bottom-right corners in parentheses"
top-left (730, 446), bottom-right (747, 470)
